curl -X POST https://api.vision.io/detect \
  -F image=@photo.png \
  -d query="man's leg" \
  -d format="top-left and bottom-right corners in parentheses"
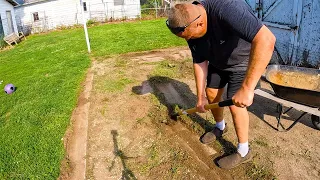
top-left (206, 87), bottom-right (224, 122)
top-left (217, 71), bottom-right (252, 169)
top-left (229, 105), bottom-right (249, 151)
top-left (200, 65), bottom-right (229, 144)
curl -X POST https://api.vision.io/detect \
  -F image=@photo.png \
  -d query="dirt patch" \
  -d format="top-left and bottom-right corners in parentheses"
top-left (59, 68), bottom-right (94, 180)
top-left (61, 47), bottom-right (320, 180)
top-left (248, 79), bottom-right (320, 179)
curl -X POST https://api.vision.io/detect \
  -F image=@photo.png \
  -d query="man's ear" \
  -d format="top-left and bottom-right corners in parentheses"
top-left (197, 20), bottom-right (204, 28)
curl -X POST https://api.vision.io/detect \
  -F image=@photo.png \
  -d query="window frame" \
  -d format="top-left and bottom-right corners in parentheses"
top-left (83, 2), bottom-right (87, 12)
top-left (33, 12), bottom-right (39, 22)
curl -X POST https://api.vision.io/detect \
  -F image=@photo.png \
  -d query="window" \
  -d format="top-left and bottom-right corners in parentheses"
top-left (33, 12), bottom-right (39, 22)
top-left (83, 2), bottom-right (87, 11)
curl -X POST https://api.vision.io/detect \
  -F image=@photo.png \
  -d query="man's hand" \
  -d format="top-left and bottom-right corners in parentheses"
top-left (232, 86), bottom-right (254, 108)
top-left (196, 96), bottom-right (208, 112)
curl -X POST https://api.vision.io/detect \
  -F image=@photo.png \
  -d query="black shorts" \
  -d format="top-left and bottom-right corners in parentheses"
top-left (207, 65), bottom-right (246, 99)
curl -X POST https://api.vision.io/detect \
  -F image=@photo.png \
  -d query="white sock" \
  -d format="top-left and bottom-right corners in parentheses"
top-left (237, 142), bottom-right (249, 157)
top-left (215, 119), bottom-right (225, 130)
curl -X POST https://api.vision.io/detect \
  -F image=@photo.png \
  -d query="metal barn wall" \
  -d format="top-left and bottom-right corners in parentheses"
top-left (246, 0), bottom-right (320, 67)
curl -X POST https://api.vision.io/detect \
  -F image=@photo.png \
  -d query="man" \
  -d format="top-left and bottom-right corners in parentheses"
top-left (166, 0), bottom-right (276, 169)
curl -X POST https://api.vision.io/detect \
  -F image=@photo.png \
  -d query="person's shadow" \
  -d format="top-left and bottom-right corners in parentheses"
top-left (109, 130), bottom-right (137, 180)
top-left (132, 76), bottom-right (237, 157)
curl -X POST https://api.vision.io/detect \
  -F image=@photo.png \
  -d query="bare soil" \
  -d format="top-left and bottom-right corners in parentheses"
top-left (61, 47), bottom-right (320, 180)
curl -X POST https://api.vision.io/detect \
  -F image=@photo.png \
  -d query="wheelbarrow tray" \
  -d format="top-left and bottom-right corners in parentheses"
top-left (265, 65), bottom-right (320, 108)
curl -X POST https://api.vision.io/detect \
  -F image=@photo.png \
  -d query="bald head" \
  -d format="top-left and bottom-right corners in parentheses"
top-left (167, 3), bottom-right (200, 28)
top-left (166, 2), bottom-right (207, 40)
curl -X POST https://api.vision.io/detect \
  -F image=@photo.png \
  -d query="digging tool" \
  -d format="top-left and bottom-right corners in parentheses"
top-left (171, 99), bottom-right (234, 120)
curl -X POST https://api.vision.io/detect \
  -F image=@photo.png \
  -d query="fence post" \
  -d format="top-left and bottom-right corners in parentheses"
top-left (103, 2), bottom-right (107, 21)
top-left (139, 4), bottom-right (141, 20)
top-left (106, 2), bottom-right (109, 21)
top-left (88, 2), bottom-right (91, 20)
top-left (155, 0), bottom-right (158, 18)
top-left (80, 0), bottom-right (91, 53)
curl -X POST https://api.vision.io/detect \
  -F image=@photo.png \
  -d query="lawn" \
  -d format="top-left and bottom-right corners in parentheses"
top-left (89, 19), bottom-right (186, 57)
top-left (0, 19), bottom-right (186, 179)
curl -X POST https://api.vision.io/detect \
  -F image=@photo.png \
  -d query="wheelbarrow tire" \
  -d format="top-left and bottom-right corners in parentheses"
top-left (311, 115), bottom-right (320, 130)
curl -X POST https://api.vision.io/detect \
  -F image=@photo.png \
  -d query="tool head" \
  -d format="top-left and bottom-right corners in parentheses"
top-left (170, 104), bottom-right (183, 120)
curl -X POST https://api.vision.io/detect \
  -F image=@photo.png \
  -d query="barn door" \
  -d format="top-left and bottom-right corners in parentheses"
top-left (256, 0), bottom-right (303, 64)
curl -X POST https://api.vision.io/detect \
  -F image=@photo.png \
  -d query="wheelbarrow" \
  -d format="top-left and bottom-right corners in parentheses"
top-left (254, 64), bottom-right (320, 131)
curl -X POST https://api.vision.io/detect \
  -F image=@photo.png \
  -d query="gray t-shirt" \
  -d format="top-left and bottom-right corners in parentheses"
top-left (187, 0), bottom-right (263, 71)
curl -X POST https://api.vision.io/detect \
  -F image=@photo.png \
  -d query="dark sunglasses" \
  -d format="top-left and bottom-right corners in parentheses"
top-left (166, 15), bottom-right (201, 34)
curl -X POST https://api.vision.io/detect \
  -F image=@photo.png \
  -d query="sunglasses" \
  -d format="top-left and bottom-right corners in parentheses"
top-left (166, 15), bottom-right (201, 34)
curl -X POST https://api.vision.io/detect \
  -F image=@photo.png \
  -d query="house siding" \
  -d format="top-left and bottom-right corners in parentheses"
top-left (0, 0), bottom-right (18, 36)
top-left (15, 0), bottom-right (79, 33)
top-left (85, 0), bottom-right (141, 21)
top-left (15, 0), bottom-right (141, 34)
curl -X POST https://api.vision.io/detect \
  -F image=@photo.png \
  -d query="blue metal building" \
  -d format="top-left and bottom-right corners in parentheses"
top-left (246, 0), bottom-right (320, 68)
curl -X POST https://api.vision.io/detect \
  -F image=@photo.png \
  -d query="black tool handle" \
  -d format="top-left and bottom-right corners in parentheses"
top-left (218, 99), bottom-right (234, 107)
top-left (205, 99), bottom-right (234, 110)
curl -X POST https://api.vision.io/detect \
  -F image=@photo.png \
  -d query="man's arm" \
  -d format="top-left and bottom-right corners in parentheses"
top-left (193, 60), bottom-right (208, 112)
top-left (233, 25), bottom-right (276, 107)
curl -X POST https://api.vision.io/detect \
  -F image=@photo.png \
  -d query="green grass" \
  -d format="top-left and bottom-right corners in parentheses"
top-left (151, 60), bottom-right (179, 78)
top-left (0, 35), bottom-right (5, 48)
top-left (254, 139), bottom-right (269, 147)
top-left (103, 77), bottom-right (134, 93)
top-left (139, 142), bottom-right (161, 174)
top-left (88, 18), bottom-right (186, 57)
top-left (247, 161), bottom-right (276, 180)
top-left (0, 19), bottom-right (186, 179)
top-left (0, 29), bottom-right (90, 179)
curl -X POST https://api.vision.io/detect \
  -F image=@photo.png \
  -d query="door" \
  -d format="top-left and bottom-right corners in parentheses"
top-left (248, 0), bottom-right (320, 67)
top-left (6, 11), bottom-right (14, 34)
top-left (253, 0), bottom-right (302, 65)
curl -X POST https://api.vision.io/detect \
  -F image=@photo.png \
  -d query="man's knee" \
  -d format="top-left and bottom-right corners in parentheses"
top-left (229, 105), bottom-right (248, 116)
top-left (206, 88), bottom-right (224, 103)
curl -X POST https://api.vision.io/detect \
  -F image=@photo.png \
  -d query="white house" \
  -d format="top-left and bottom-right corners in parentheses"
top-left (87, 0), bottom-right (141, 21)
top-left (14, 0), bottom-right (141, 34)
top-left (0, 0), bottom-right (19, 38)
